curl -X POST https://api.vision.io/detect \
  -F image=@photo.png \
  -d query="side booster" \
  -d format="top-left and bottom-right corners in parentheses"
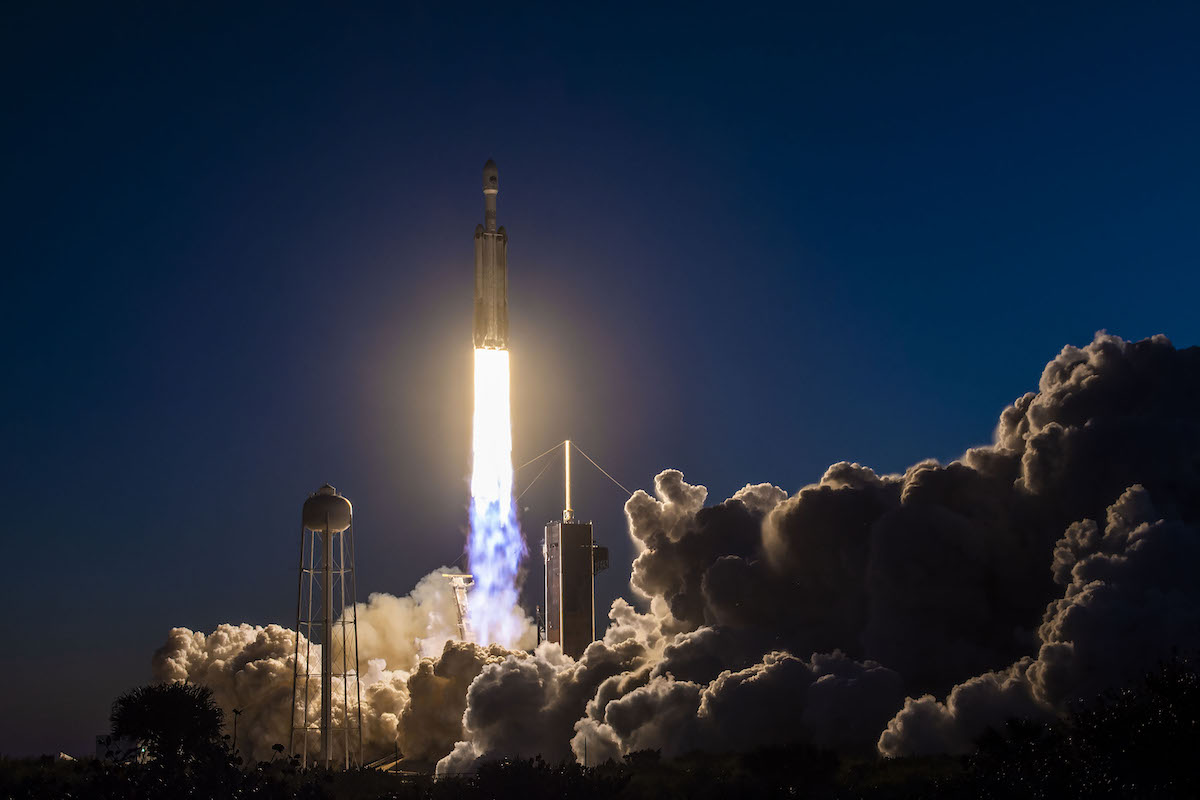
top-left (473, 159), bottom-right (509, 350)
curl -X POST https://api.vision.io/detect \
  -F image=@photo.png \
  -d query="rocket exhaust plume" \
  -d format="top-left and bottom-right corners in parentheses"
top-left (467, 160), bottom-right (525, 646)
top-left (468, 347), bottom-right (524, 645)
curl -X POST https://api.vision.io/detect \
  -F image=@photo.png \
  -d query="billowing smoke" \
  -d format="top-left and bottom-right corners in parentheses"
top-left (153, 569), bottom-right (534, 763)
top-left (155, 623), bottom-right (300, 763)
top-left (438, 609), bottom-right (658, 772)
top-left (573, 649), bottom-right (905, 761)
top-left (158, 332), bottom-right (1200, 768)
top-left (397, 640), bottom-right (515, 762)
top-left (440, 332), bottom-right (1200, 768)
top-left (878, 483), bottom-right (1200, 755)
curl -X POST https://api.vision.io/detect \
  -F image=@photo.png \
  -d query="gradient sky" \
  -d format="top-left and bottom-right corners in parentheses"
top-left (3, 2), bottom-right (1199, 757)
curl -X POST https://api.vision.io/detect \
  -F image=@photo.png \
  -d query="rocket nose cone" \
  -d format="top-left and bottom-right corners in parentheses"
top-left (482, 159), bottom-right (499, 192)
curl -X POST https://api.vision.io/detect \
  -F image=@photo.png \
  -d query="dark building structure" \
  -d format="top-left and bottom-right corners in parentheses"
top-left (543, 442), bottom-right (608, 659)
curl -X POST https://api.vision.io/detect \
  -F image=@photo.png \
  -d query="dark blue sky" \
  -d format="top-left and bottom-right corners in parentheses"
top-left (3, 2), bottom-right (1198, 757)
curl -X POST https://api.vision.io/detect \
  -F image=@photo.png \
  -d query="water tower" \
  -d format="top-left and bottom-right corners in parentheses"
top-left (290, 484), bottom-right (363, 768)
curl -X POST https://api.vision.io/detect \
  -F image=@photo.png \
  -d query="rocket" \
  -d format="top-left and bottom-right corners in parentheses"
top-left (473, 159), bottom-right (509, 350)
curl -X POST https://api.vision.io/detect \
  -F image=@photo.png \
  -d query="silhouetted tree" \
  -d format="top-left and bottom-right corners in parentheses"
top-left (958, 656), bottom-right (1200, 799)
top-left (110, 682), bottom-right (228, 771)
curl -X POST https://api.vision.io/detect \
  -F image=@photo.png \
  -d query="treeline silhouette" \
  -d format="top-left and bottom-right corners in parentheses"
top-left (2, 656), bottom-right (1196, 799)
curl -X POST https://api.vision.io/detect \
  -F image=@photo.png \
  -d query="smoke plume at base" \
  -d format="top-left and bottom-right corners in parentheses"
top-left (153, 569), bottom-right (533, 763)
top-left (157, 332), bottom-right (1200, 768)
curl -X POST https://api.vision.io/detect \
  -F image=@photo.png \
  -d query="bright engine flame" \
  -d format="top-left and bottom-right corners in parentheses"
top-left (467, 347), bottom-right (526, 646)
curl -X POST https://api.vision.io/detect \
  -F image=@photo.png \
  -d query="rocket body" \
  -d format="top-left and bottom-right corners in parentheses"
top-left (473, 160), bottom-right (509, 350)
top-left (467, 158), bottom-right (523, 648)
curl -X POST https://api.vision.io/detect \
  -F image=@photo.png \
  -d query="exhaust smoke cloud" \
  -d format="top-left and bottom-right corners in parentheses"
top-left (156, 332), bottom-right (1200, 769)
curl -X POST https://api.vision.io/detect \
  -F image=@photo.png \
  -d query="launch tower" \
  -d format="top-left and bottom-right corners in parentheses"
top-left (544, 442), bottom-right (608, 659)
top-left (290, 484), bottom-right (363, 768)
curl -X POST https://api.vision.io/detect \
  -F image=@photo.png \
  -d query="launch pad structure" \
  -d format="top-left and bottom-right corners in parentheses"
top-left (442, 573), bottom-right (474, 641)
top-left (542, 441), bottom-right (610, 659)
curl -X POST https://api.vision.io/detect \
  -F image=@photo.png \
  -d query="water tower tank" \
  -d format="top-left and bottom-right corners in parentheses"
top-left (302, 484), bottom-right (352, 532)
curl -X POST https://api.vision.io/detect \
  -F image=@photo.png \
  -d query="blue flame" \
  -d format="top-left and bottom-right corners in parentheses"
top-left (467, 348), bottom-right (526, 646)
